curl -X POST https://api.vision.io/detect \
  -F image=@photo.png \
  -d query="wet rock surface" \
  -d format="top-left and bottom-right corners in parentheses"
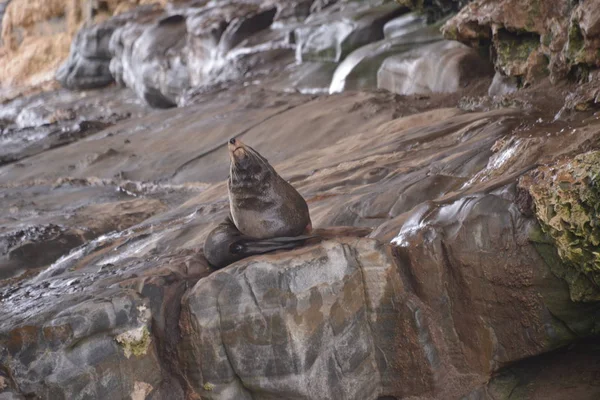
top-left (377, 40), bottom-right (492, 95)
top-left (2, 73), bottom-right (600, 398)
top-left (3, 1), bottom-right (600, 400)
top-left (54, 0), bottom-right (496, 105)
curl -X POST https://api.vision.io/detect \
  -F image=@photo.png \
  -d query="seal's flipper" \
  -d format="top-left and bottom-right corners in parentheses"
top-left (231, 235), bottom-right (317, 256)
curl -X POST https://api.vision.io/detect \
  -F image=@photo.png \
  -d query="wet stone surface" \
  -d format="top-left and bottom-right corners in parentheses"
top-left (2, 1), bottom-right (600, 399)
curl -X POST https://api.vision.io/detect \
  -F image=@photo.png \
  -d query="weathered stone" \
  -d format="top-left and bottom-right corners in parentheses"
top-left (107, 1), bottom-right (279, 106)
top-left (56, 5), bottom-right (163, 90)
top-left (180, 238), bottom-right (439, 400)
top-left (329, 18), bottom-right (444, 93)
top-left (185, 2), bottom-right (277, 89)
top-left (396, 0), bottom-right (471, 22)
top-left (383, 12), bottom-right (428, 39)
top-left (442, 0), bottom-right (600, 83)
top-left (377, 40), bottom-right (493, 95)
top-left (295, 1), bottom-right (405, 63)
top-left (1, 222), bottom-right (211, 399)
top-left (520, 151), bottom-right (600, 302)
top-left (111, 14), bottom-right (189, 108)
top-left (487, 71), bottom-right (518, 96)
top-left (577, 0), bottom-right (600, 38)
top-left (462, 339), bottom-right (600, 400)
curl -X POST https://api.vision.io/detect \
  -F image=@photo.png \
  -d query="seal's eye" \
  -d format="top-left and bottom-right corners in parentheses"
top-left (229, 138), bottom-right (236, 145)
top-left (231, 243), bottom-right (244, 254)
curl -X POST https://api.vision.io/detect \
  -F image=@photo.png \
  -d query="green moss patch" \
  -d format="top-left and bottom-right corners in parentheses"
top-left (115, 325), bottom-right (152, 358)
top-left (524, 151), bottom-right (600, 301)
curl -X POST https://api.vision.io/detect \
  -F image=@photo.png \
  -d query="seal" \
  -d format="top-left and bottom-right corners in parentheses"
top-left (204, 138), bottom-right (314, 269)
top-left (204, 216), bottom-right (315, 269)
top-left (227, 138), bottom-right (312, 238)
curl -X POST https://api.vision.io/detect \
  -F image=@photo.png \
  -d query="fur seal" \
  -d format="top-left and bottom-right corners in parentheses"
top-left (204, 138), bottom-right (314, 269)
top-left (204, 216), bottom-right (316, 268)
top-left (227, 138), bottom-right (312, 238)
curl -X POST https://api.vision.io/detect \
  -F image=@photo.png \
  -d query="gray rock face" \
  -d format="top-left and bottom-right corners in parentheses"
top-left (329, 19), bottom-right (443, 93)
top-left (294, 1), bottom-right (405, 63)
top-left (383, 12), bottom-right (427, 39)
top-left (185, 2), bottom-right (278, 89)
top-left (56, 23), bottom-right (118, 90)
top-left (180, 238), bottom-right (429, 400)
top-left (60, 1), bottom-right (282, 106)
top-left (176, 184), bottom-right (600, 400)
top-left (56, 5), bottom-right (163, 90)
top-left (1, 214), bottom-right (211, 399)
top-left (110, 14), bottom-right (189, 108)
top-left (487, 71), bottom-right (519, 97)
top-left (377, 40), bottom-right (493, 95)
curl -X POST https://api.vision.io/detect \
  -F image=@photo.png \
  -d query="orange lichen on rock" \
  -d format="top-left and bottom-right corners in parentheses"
top-left (0, 0), bottom-right (169, 89)
top-left (1, 0), bottom-right (68, 50)
top-left (0, 33), bottom-right (71, 87)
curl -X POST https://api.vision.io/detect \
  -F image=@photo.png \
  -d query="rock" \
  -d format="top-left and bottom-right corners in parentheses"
top-left (2, 291), bottom-right (163, 399)
top-left (377, 40), bottom-right (493, 95)
top-left (180, 189), bottom-right (600, 400)
top-left (269, 61), bottom-right (338, 94)
top-left (442, 0), bottom-right (600, 83)
top-left (462, 339), bottom-right (600, 400)
top-left (185, 2), bottom-right (278, 88)
top-left (111, 14), bottom-right (189, 108)
top-left (329, 18), bottom-right (444, 93)
top-left (577, 0), bottom-right (600, 38)
top-left (0, 214), bottom-right (211, 399)
top-left (389, 193), bottom-right (600, 366)
top-left (272, 0), bottom-right (313, 22)
top-left (5, 55), bottom-right (600, 400)
top-left (487, 71), bottom-right (518, 96)
top-left (180, 238), bottom-right (439, 400)
top-left (0, 197), bottom-right (166, 280)
top-left (520, 151), bottom-right (600, 302)
top-left (57, 5), bottom-right (163, 90)
top-left (0, 87), bottom-right (142, 167)
top-left (383, 12), bottom-right (428, 39)
top-left (92, 1), bottom-right (280, 106)
top-left (557, 70), bottom-right (600, 116)
top-left (295, 1), bottom-right (405, 63)
top-left (396, 0), bottom-right (471, 22)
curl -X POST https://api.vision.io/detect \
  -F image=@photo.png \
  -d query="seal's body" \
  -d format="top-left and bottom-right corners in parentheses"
top-left (227, 138), bottom-right (311, 238)
top-left (204, 215), bottom-right (315, 269)
top-left (203, 138), bottom-right (313, 269)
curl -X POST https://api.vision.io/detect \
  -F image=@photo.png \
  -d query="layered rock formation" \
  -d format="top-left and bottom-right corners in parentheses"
top-left (2, 1), bottom-right (600, 400)
top-left (55, 0), bottom-right (495, 105)
top-left (376, 40), bottom-right (492, 95)
top-left (442, 0), bottom-right (600, 85)
top-left (2, 77), bottom-right (600, 398)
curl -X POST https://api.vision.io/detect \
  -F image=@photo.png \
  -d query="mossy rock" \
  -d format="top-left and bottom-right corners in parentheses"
top-left (495, 32), bottom-right (540, 76)
top-left (524, 151), bottom-right (600, 302)
top-left (115, 325), bottom-right (152, 358)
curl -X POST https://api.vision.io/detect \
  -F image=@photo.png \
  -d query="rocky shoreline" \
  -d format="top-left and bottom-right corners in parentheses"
top-left (1, 1), bottom-right (600, 399)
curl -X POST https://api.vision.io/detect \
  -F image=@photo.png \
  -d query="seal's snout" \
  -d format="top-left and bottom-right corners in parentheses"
top-left (228, 137), bottom-right (248, 165)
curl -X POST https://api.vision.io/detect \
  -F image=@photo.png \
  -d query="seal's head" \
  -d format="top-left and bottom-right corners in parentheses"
top-left (228, 137), bottom-right (251, 169)
top-left (228, 137), bottom-right (273, 180)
